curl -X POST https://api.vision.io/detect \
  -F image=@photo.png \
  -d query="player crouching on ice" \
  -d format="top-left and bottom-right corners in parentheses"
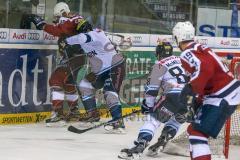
top-left (60, 20), bottom-right (126, 134)
top-left (172, 21), bottom-right (240, 160)
top-left (118, 41), bottom-right (190, 159)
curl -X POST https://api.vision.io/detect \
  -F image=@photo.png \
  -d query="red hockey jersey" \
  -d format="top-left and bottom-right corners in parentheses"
top-left (44, 15), bottom-right (83, 37)
top-left (180, 42), bottom-right (234, 97)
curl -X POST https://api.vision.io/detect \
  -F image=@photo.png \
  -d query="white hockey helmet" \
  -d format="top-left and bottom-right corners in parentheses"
top-left (53, 2), bottom-right (70, 17)
top-left (172, 21), bottom-right (195, 45)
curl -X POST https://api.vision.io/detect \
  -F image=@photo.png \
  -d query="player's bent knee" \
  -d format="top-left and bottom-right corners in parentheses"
top-left (63, 83), bottom-right (76, 94)
top-left (104, 91), bottom-right (120, 108)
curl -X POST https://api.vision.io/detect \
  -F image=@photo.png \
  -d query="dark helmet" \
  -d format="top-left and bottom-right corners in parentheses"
top-left (76, 19), bottom-right (93, 33)
top-left (155, 41), bottom-right (173, 60)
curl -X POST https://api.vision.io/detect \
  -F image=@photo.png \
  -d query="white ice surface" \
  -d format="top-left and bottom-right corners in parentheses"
top-left (0, 120), bottom-right (238, 160)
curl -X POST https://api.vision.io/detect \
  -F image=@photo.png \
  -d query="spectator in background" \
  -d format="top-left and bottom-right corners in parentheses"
top-left (86, 5), bottom-right (106, 30)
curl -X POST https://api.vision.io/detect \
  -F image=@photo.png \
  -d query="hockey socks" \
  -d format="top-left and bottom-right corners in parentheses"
top-left (188, 125), bottom-right (211, 160)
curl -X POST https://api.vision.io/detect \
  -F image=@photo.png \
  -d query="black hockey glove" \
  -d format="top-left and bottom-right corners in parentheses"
top-left (58, 37), bottom-right (83, 58)
top-left (29, 14), bottom-right (46, 30)
top-left (179, 84), bottom-right (198, 122)
top-left (141, 99), bottom-right (153, 114)
top-left (58, 37), bottom-right (68, 54)
top-left (180, 84), bottom-right (195, 103)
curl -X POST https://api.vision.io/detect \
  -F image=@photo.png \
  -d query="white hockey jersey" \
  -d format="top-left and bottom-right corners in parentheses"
top-left (145, 56), bottom-right (187, 107)
top-left (66, 29), bottom-right (124, 74)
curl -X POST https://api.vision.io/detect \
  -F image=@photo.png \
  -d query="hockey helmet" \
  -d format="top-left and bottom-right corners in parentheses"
top-left (76, 19), bottom-right (93, 33)
top-left (172, 21), bottom-right (195, 46)
top-left (155, 41), bottom-right (173, 60)
top-left (53, 2), bottom-right (70, 17)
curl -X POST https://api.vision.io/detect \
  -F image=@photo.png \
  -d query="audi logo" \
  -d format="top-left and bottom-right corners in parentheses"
top-left (197, 39), bottom-right (208, 45)
top-left (27, 33), bottom-right (40, 40)
top-left (133, 36), bottom-right (142, 41)
top-left (231, 40), bottom-right (239, 46)
top-left (0, 31), bottom-right (7, 39)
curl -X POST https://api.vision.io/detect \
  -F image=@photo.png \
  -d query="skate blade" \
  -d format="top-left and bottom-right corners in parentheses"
top-left (118, 152), bottom-right (142, 160)
top-left (146, 146), bottom-right (163, 157)
top-left (45, 120), bottom-right (67, 127)
top-left (104, 126), bottom-right (126, 134)
top-left (118, 152), bottom-right (129, 159)
top-left (77, 121), bottom-right (101, 129)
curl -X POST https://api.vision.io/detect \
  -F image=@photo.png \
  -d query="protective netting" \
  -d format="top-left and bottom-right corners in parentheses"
top-left (229, 60), bottom-right (240, 146)
top-left (170, 124), bottom-right (226, 157)
top-left (228, 109), bottom-right (240, 145)
top-left (170, 58), bottom-right (240, 158)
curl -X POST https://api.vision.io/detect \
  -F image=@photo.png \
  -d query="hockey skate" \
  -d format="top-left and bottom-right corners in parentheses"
top-left (77, 109), bottom-right (101, 128)
top-left (65, 107), bottom-right (82, 122)
top-left (147, 134), bottom-right (169, 157)
top-left (104, 119), bottom-right (126, 134)
top-left (147, 126), bottom-right (176, 157)
top-left (45, 110), bottom-right (66, 127)
top-left (118, 139), bottom-right (148, 160)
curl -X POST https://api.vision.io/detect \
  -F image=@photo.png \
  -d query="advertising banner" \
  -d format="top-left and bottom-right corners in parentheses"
top-left (0, 46), bottom-right (158, 114)
top-left (0, 28), bottom-right (10, 43)
top-left (119, 51), bottom-right (156, 106)
top-left (9, 29), bottom-right (43, 44)
top-left (118, 33), bottom-right (150, 47)
top-left (197, 8), bottom-right (240, 37)
top-left (0, 48), bottom-right (56, 113)
top-left (1, 29), bottom-right (240, 124)
top-left (43, 31), bottom-right (58, 44)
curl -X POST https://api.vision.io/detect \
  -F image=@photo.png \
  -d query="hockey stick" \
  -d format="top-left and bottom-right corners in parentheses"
top-left (184, 95), bottom-right (195, 123)
top-left (62, 49), bottom-right (85, 98)
top-left (105, 32), bottom-right (125, 39)
top-left (105, 32), bottom-right (132, 50)
top-left (60, 49), bottom-right (97, 121)
top-left (67, 109), bottom-right (141, 134)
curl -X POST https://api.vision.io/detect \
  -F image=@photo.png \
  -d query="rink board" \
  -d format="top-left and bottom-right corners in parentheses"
top-left (0, 107), bottom-right (141, 125)
top-left (1, 29), bottom-right (240, 124)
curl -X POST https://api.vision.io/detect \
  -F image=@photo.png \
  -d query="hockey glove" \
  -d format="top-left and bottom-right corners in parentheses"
top-left (179, 84), bottom-right (198, 122)
top-left (181, 83), bottom-right (194, 96)
top-left (58, 37), bottom-right (68, 54)
top-left (141, 99), bottom-right (153, 114)
top-left (29, 14), bottom-right (46, 30)
top-left (179, 84), bottom-right (195, 104)
top-left (58, 37), bottom-right (83, 58)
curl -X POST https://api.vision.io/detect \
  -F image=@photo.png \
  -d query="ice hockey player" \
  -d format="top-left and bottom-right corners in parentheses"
top-left (118, 41), bottom-right (190, 159)
top-left (29, 2), bottom-right (94, 126)
top-left (172, 21), bottom-right (240, 160)
top-left (60, 19), bottom-right (126, 133)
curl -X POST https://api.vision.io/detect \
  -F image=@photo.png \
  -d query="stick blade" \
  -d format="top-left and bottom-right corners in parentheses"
top-left (67, 125), bottom-right (87, 134)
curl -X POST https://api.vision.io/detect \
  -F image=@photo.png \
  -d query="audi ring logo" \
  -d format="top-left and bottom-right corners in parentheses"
top-left (133, 36), bottom-right (142, 41)
top-left (28, 33), bottom-right (40, 40)
top-left (0, 31), bottom-right (7, 39)
top-left (231, 40), bottom-right (239, 47)
top-left (197, 39), bottom-right (208, 45)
